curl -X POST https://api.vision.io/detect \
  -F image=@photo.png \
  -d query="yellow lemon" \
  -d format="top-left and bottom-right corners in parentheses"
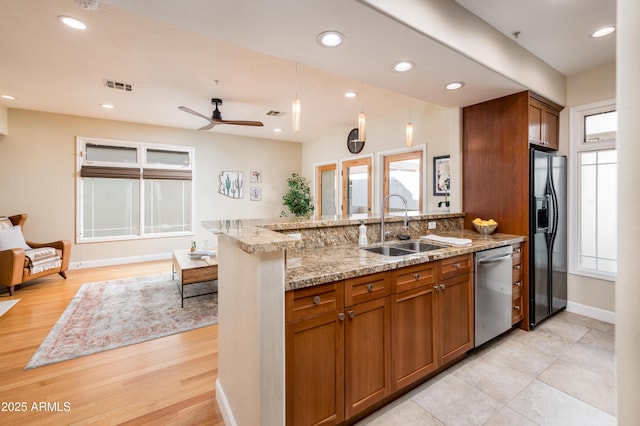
top-left (488, 219), bottom-right (497, 225)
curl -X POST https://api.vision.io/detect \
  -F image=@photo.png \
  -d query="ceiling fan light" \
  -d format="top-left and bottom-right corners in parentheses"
top-left (591, 26), bottom-right (615, 38)
top-left (317, 31), bottom-right (344, 47)
top-left (292, 98), bottom-right (301, 132)
top-left (406, 122), bottom-right (414, 148)
top-left (58, 15), bottom-right (87, 30)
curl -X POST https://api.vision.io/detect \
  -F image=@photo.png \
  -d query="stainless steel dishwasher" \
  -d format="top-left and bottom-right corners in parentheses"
top-left (474, 245), bottom-right (513, 347)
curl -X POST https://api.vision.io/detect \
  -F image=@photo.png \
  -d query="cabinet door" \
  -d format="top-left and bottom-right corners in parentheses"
top-left (286, 311), bottom-right (345, 426)
top-left (391, 286), bottom-right (438, 390)
top-left (345, 297), bottom-right (391, 419)
top-left (543, 108), bottom-right (559, 150)
top-left (528, 100), bottom-right (544, 146)
top-left (437, 272), bottom-right (474, 365)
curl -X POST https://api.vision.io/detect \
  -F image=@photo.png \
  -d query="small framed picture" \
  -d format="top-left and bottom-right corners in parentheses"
top-left (433, 155), bottom-right (451, 196)
top-left (250, 187), bottom-right (262, 201)
top-left (250, 169), bottom-right (262, 183)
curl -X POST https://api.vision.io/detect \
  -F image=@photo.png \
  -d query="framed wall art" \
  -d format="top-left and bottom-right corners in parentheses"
top-left (433, 155), bottom-right (451, 196)
top-left (219, 171), bottom-right (244, 199)
top-left (250, 169), bottom-right (262, 183)
top-left (250, 187), bottom-right (262, 201)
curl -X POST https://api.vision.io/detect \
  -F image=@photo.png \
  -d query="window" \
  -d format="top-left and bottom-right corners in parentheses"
top-left (570, 102), bottom-right (617, 280)
top-left (382, 150), bottom-right (423, 213)
top-left (315, 163), bottom-right (337, 216)
top-left (341, 157), bottom-right (372, 216)
top-left (76, 137), bottom-right (194, 242)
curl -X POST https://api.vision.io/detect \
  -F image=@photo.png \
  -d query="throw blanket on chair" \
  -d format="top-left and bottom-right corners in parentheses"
top-left (25, 247), bottom-right (61, 274)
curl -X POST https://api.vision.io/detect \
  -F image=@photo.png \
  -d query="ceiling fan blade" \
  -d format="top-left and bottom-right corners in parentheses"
top-left (178, 106), bottom-right (212, 122)
top-left (198, 122), bottom-right (217, 130)
top-left (214, 119), bottom-right (264, 127)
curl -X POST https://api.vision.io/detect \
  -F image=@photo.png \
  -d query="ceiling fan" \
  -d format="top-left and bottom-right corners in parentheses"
top-left (179, 98), bottom-right (264, 130)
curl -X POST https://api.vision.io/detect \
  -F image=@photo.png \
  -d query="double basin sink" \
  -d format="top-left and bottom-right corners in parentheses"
top-left (362, 241), bottom-right (444, 257)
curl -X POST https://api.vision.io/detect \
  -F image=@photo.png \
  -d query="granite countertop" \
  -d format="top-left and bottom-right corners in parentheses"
top-left (285, 230), bottom-right (525, 291)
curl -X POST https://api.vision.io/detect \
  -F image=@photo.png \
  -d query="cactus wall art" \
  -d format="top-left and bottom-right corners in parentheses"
top-left (219, 171), bottom-right (244, 199)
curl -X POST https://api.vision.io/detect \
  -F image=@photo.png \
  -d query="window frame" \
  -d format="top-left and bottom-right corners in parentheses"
top-left (76, 136), bottom-right (195, 243)
top-left (569, 100), bottom-right (617, 281)
top-left (378, 146), bottom-right (426, 214)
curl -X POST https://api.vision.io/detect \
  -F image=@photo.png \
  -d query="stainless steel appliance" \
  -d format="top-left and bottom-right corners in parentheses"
top-left (530, 148), bottom-right (567, 327)
top-left (474, 245), bottom-right (513, 347)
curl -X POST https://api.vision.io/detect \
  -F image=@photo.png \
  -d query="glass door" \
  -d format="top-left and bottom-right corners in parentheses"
top-left (316, 163), bottom-right (337, 216)
top-left (341, 157), bottom-right (372, 216)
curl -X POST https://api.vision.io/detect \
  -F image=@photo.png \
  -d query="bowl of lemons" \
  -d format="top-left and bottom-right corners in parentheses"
top-left (472, 218), bottom-right (498, 235)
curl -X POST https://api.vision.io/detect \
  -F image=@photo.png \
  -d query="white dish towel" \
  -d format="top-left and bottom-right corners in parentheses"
top-left (421, 234), bottom-right (473, 246)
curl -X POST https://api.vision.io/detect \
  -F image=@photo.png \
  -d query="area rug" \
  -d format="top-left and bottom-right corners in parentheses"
top-left (25, 273), bottom-right (217, 369)
top-left (0, 299), bottom-right (20, 317)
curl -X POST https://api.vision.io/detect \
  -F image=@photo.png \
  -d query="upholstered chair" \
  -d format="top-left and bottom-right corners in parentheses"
top-left (0, 214), bottom-right (71, 296)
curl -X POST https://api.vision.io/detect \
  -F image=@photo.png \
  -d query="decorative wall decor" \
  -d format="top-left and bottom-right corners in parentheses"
top-left (219, 171), bottom-right (244, 198)
top-left (250, 169), bottom-right (262, 183)
top-left (250, 187), bottom-right (262, 201)
top-left (433, 155), bottom-right (451, 196)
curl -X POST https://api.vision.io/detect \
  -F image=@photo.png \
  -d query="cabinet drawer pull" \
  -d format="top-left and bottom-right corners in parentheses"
top-left (514, 281), bottom-right (522, 287)
top-left (348, 310), bottom-right (355, 319)
top-left (414, 273), bottom-right (421, 280)
top-left (513, 305), bottom-right (521, 311)
top-left (514, 265), bottom-right (521, 270)
top-left (338, 312), bottom-right (345, 321)
top-left (440, 284), bottom-right (446, 291)
top-left (433, 285), bottom-right (439, 292)
top-left (367, 283), bottom-right (374, 292)
top-left (453, 262), bottom-right (461, 269)
top-left (313, 296), bottom-right (321, 305)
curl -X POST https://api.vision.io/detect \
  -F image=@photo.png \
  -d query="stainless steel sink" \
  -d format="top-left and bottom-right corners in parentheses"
top-left (362, 246), bottom-right (414, 256)
top-left (361, 241), bottom-right (444, 257)
top-left (392, 242), bottom-right (444, 252)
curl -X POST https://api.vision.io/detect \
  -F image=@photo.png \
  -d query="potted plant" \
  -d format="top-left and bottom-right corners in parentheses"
top-left (282, 173), bottom-right (314, 218)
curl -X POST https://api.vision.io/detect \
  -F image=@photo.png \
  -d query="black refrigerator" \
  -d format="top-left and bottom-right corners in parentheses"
top-left (530, 147), bottom-right (567, 327)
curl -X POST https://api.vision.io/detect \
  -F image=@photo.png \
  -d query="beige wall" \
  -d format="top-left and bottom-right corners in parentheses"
top-left (562, 63), bottom-right (616, 316)
top-left (0, 104), bottom-right (7, 135)
top-left (0, 108), bottom-right (301, 266)
top-left (301, 99), bottom-right (459, 213)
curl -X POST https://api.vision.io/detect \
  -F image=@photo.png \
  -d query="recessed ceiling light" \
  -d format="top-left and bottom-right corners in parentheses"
top-left (344, 91), bottom-right (357, 98)
top-left (1, 94), bottom-right (17, 100)
top-left (317, 31), bottom-right (344, 47)
top-left (274, 128), bottom-right (282, 133)
top-left (101, 104), bottom-right (114, 109)
top-left (591, 26), bottom-right (616, 38)
top-left (445, 81), bottom-right (465, 90)
top-left (392, 61), bottom-right (415, 72)
top-left (58, 15), bottom-right (87, 30)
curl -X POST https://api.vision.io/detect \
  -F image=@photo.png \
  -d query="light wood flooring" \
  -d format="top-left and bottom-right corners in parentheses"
top-left (0, 261), bottom-right (225, 425)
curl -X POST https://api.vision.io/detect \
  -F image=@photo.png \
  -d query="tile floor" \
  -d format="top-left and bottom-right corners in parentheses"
top-left (358, 311), bottom-right (616, 426)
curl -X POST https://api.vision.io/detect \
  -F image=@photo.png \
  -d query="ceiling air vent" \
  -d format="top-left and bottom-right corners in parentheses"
top-left (265, 110), bottom-right (286, 117)
top-left (104, 79), bottom-right (133, 92)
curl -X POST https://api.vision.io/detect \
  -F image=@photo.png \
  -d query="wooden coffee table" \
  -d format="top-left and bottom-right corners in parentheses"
top-left (172, 250), bottom-right (218, 307)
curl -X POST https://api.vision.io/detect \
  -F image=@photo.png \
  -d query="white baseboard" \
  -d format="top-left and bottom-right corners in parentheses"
top-left (566, 301), bottom-right (616, 324)
top-left (216, 379), bottom-right (236, 426)
top-left (69, 252), bottom-right (171, 270)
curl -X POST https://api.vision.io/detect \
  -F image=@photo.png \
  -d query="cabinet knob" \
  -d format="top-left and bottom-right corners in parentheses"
top-left (440, 284), bottom-right (446, 291)
top-left (513, 305), bottom-right (521, 311)
top-left (453, 262), bottom-right (461, 269)
top-left (433, 285), bottom-right (439, 292)
top-left (367, 283), bottom-right (374, 292)
top-left (515, 281), bottom-right (522, 287)
top-left (514, 265), bottom-right (521, 270)
top-left (348, 310), bottom-right (355, 319)
top-left (414, 273), bottom-right (421, 280)
top-left (338, 312), bottom-right (345, 321)
top-left (313, 296), bottom-right (321, 305)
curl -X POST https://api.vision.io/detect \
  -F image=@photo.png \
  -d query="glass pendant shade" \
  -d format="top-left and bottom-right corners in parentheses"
top-left (292, 98), bottom-right (301, 132)
top-left (358, 111), bottom-right (366, 142)
top-left (406, 122), bottom-right (413, 147)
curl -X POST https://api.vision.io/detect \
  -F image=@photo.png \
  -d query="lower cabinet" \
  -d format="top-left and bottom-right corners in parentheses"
top-left (285, 255), bottom-right (473, 426)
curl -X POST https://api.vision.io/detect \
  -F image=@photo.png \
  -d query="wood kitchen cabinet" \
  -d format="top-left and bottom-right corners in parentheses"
top-left (285, 272), bottom-right (391, 425)
top-left (390, 263), bottom-right (438, 390)
top-left (437, 254), bottom-right (474, 366)
top-left (463, 90), bottom-right (560, 330)
top-left (511, 243), bottom-right (525, 324)
top-left (528, 93), bottom-right (562, 150)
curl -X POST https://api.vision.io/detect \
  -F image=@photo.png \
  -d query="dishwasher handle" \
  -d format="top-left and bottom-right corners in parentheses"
top-left (476, 254), bottom-right (512, 264)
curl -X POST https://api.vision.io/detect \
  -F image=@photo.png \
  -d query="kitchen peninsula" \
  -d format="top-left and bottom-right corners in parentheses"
top-left (203, 213), bottom-right (525, 426)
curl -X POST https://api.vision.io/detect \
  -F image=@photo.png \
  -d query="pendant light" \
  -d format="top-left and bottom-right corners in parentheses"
top-left (406, 100), bottom-right (413, 147)
top-left (357, 82), bottom-right (366, 141)
top-left (292, 64), bottom-right (301, 132)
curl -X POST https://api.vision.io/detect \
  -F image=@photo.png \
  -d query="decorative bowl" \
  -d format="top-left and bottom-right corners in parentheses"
top-left (473, 223), bottom-right (497, 235)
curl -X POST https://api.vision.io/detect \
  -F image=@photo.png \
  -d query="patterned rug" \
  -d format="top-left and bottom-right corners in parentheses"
top-left (25, 273), bottom-right (217, 369)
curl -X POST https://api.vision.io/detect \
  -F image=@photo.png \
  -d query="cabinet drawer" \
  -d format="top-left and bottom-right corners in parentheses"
top-left (345, 272), bottom-right (390, 306)
top-left (392, 263), bottom-right (437, 294)
top-left (512, 244), bottom-right (522, 262)
top-left (512, 298), bottom-right (524, 323)
top-left (440, 254), bottom-right (472, 280)
top-left (512, 261), bottom-right (523, 284)
top-left (286, 281), bottom-right (344, 323)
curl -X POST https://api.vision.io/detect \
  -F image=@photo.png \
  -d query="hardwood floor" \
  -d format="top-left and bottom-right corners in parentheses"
top-left (0, 261), bottom-right (225, 425)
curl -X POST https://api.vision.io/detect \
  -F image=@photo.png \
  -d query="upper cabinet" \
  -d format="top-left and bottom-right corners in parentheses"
top-left (528, 93), bottom-right (563, 150)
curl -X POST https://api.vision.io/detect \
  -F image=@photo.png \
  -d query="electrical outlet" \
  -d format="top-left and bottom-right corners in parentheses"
top-left (428, 221), bottom-right (436, 230)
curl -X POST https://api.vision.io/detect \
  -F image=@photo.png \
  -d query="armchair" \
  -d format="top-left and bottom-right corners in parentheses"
top-left (0, 214), bottom-right (70, 296)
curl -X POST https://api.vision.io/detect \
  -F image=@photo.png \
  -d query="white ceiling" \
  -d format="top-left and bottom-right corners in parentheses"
top-left (0, 0), bottom-right (616, 144)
